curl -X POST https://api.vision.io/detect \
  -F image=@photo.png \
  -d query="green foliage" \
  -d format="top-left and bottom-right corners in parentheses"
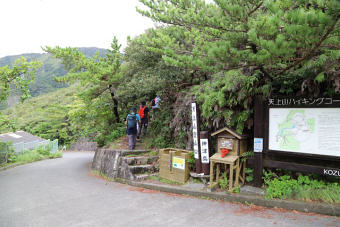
top-left (265, 175), bottom-right (299, 199)
top-left (0, 48), bottom-right (107, 110)
top-left (0, 142), bottom-right (17, 163)
top-left (96, 123), bottom-right (126, 147)
top-left (187, 151), bottom-right (196, 171)
top-left (43, 38), bottom-right (124, 146)
top-left (0, 57), bottom-right (42, 103)
top-left (137, 0), bottom-right (340, 133)
top-left (245, 168), bottom-right (254, 183)
top-left (15, 150), bottom-right (45, 163)
top-left (149, 175), bottom-right (183, 185)
top-left (233, 185), bottom-right (241, 193)
top-left (1, 85), bottom-right (79, 144)
top-left (0, 142), bottom-right (9, 164)
top-left (147, 150), bottom-right (158, 156)
top-left (146, 107), bottom-right (174, 149)
top-left (36, 145), bottom-right (51, 156)
top-left (241, 151), bottom-right (254, 162)
top-left (0, 57), bottom-right (41, 128)
top-left (48, 151), bottom-right (63, 159)
top-left (7, 150), bottom-right (17, 163)
top-left (219, 172), bottom-right (229, 190)
top-left (263, 170), bottom-right (340, 204)
top-left (12, 145), bottom-right (61, 164)
top-left (263, 169), bottom-right (278, 185)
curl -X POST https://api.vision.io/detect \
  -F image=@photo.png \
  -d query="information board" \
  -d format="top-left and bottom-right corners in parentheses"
top-left (269, 108), bottom-right (340, 157)
top-left (173, 157), bottom-right (185, 169)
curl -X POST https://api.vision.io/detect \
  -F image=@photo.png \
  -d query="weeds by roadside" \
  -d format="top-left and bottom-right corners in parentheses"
top-left (0, 145), bottom-right (63, 168)
top-left (263, 169), bottom-right (340, 205)
top-left (149, 175), bottom-right (183, 185)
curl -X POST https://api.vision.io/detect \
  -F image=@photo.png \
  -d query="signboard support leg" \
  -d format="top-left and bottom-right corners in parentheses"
top-left (253, 153), bottom-right (263, 187)
top-left (254, 97), bottom-right (265, 187)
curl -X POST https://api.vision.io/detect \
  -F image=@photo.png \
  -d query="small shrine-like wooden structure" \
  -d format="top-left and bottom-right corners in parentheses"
top-left (209, 127), bottom-right (247, 191)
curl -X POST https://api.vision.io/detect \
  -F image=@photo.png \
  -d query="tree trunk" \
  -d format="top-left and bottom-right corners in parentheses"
top-left (109, 85), bottom-right (120, 123)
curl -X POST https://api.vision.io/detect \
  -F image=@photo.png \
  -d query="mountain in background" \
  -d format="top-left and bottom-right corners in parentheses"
top-left (0, 47), bottom-right (107, 109)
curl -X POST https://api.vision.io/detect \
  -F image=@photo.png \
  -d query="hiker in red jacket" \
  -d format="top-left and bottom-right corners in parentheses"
top-left (138, 101), bottom-right (150, 139)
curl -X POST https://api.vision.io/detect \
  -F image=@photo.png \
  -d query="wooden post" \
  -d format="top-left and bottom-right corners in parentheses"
top-left (191, 102), bottom-right (202, 173)
top-left (253, 97), bottom-right (265, 187)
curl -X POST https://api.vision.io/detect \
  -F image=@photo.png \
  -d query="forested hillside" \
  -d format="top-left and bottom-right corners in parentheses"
top-left (2, 84), bottom-right (82, 145)
top-left (0, 47), bottom-right (107, 109)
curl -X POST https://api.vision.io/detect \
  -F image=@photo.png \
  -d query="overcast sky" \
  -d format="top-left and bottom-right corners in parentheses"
top-left (0, 0), bottom-right (155, 58)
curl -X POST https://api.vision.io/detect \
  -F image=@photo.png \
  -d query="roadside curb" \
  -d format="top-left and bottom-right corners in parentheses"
top-left (0, 163), bottom-right (22, 172)
top-left (115, 178), bottom-right (340, 217)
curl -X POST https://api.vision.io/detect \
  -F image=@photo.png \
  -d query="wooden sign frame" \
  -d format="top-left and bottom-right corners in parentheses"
top-left (253, 97), bottom-right (340, 186)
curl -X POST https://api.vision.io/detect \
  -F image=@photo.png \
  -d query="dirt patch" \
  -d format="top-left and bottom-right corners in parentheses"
top-left (108, 135), bottom-right (146, 150)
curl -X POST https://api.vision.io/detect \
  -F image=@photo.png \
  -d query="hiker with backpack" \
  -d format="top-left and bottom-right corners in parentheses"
top-left (150, 95), bottom-right (161, 120)
top-left (138, 101), bottom-right (150, 138)
top-left (151, 95), bottom-right (161, 110)
top-left (126, 107), bottom-right (140, 150)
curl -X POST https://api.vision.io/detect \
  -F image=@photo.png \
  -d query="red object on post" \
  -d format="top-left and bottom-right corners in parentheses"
top-left (221, 148), bottom-right (229, 158)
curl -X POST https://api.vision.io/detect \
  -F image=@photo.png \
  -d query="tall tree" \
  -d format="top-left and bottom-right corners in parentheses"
top-left (137, 0), bottom-right (340, 132)
top-left (43, 38), bottom-right (123, 124)
top-left (0, 57), bottom-right (41, 129)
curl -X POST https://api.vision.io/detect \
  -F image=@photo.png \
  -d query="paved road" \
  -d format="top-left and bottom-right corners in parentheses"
top-left (0, 152), bottom-right (339, 227)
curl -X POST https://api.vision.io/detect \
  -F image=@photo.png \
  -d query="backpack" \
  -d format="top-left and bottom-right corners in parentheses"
top-left (127, 113), bottom-right (137, 130)
top-left (150, 98), bottom-right (156, 107)
top-left (138, 105), bottom-right (147, 119)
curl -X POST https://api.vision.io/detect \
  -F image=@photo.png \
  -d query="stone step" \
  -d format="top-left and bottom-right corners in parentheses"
top-left (121, 150), bottom-right (150, 156)
top-left (128, 164), bottom-right (156, 174)
top-left (134, 173), bottom-right (158, 181)
top-left (122, 156), bottom-right (159, 165)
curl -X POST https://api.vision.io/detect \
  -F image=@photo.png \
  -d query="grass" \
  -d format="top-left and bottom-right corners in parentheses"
top-left (91, 170), bottom-right (113, 181)
top-left (15, 150), bottom-right (45, 163)
top-left (125, 154), bottom-right (137, 157)
top-left (2, 148), bottom-right (63, 167)
top-left (144, 150), bottom-right (159, 156)
top-left (149, 175), bottom-right (183, 185)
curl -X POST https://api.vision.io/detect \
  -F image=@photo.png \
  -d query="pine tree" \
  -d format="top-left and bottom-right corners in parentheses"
top-left (44, 38), bottom-right (123, 124)
top-left (137, 0), bottom-right (340, 132)
top-left (0, 57), bottom-right (41, 129)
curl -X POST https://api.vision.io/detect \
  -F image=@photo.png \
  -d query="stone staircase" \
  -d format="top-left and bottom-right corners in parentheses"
top-left (121, 152), bottom-right (159, 181)
top-left (92, 149), bottom-right (159, 181)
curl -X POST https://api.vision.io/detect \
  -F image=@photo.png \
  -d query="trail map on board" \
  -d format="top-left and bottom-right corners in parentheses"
top-left (269, 108), bottom-right (340, 157)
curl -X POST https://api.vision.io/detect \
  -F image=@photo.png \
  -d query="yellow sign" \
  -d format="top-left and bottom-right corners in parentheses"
top-left (173, 157), bottom-right (185, 169)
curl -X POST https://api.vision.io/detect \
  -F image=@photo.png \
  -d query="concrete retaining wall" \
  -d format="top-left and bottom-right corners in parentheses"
top-left (91, 149), bottom-right (134, 180)
top-left (70, 141), bottom-right (98, 151)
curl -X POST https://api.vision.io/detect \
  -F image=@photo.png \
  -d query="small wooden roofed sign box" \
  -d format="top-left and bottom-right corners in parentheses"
top-left (211, 127), bottom-right (247, 156)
